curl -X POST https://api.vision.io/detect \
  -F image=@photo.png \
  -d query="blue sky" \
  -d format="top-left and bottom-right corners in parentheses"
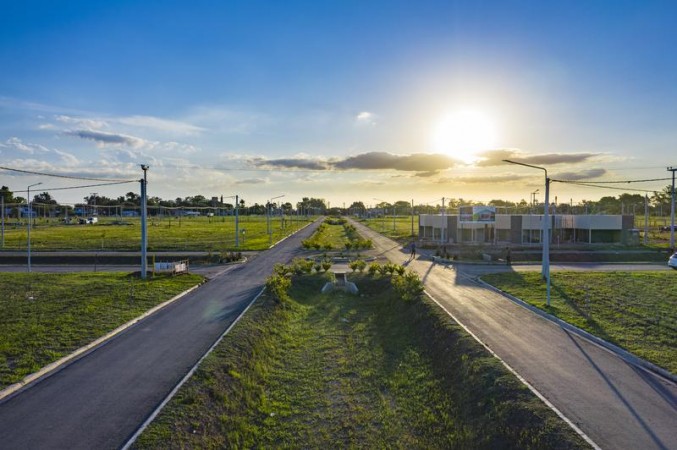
top-left (1, 0), bottom-right (676, 207)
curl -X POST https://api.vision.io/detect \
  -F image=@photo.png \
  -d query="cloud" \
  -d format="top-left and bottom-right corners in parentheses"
top-left (2, 137), bottom-right (50, 155)
top-left (249, 151), bottom-right (460, 173)
top-left (436, 174), bottom-right (533, 184)
top-left (235, 178), bottom-right (268, 185)
top-left (116, 115), bottom-right (204, 135)
top-left (56, 115), bottom-right (107, 130)
top-left (414, 171), bottom-right (439, 178)
top-left (333, 152), bottom-right (457, 172)
top-left (552, 168), bottom-right (606, 180)
top-left (64, 129), bottom-right (147, 148)
top-left (476, 149), bottom-right (602, 167)
top-left (252, 157), bottom-right (329, 171)
top-left (355, 111), bottom-right (377, 126)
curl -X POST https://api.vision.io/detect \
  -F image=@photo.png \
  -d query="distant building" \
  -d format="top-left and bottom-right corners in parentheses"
top-left (419, 213), bottom-right (635, 245)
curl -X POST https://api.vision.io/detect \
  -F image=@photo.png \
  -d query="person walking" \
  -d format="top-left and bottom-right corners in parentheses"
top-left (410, 241), bottom-right (416, 258)
top-left (506, 247), bottom-right (512, 265)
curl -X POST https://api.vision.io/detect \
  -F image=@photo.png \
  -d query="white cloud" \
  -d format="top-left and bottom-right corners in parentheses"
top-left (3, 137), bottom-right (50, 155)
top-left (355, 111), bottom-right (377, 126)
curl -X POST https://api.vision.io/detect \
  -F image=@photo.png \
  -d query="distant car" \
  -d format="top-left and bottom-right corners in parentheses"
top-left (669, 252), bottom-right (677, 270)
top-left (86, 217), bottom-right (98, 224)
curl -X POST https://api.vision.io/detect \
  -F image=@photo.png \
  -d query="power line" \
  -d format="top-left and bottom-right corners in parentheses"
top-left (552, 177), bottom-right (671, 184)
top-left (552, 180), bottom-right (655, 193)
top-left (0, 165), bottom-right (136, 182)
top-left (13, 180), bottom-right (137, 194)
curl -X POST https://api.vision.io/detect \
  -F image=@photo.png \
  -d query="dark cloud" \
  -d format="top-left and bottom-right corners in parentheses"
top-left (251, 152), bottom-right (458, 173)
top-left (332, 152), bottom-right (457, 172)
top-left (64, 129), bottom-right (145, 147)
top-left (476, 149), bottom-right (601, 167)
top-left (436, 174), bottom-right (531, 184)
top-left (552, 168), bottom-right (606, 180)
top-left (253, 157), bottom-right (329, 170)
top-left (414, 171), bottom-right (439, 178)
top-left (235, 178), bottom-right (268, 185)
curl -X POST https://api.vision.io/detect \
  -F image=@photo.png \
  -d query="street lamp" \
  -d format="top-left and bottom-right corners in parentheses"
top-left (223, 194), bottom-right (240, 248)
top-left (27, 182), bottom-right (42, 273)
top-left (504, 160), bottom-right (551, 306)
top-left (531, 189), bottom-right (539, 210)
top-left (668, 166), bottom-right (676, 251)
top-left (373, 198), bottom-right (387, 232)
top-left (268, 194), bottom-right (284, 245)
top-left (140, 165), bottom-right (149, 279)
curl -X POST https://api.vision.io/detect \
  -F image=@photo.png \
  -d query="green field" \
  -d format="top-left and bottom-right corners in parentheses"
top-left (0, 215), bottom-right (315, 251)
top-left (301, 218), bottom-right (371, 251)
top-left (134, 273), bottom-right (587, 449)
top-left (481, 271), bottom-right (677, 373)
top-left (0, 272), bottom-right (204, 388)
top-left (360, 215), bottom-right (418, 241)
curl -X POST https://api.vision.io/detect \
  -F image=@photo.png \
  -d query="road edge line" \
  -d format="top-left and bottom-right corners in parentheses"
top-left (424, 289), bottom-right (601, 450)
top-left (475, 277), bottom-right (677, 384)
top-left (0, 281), bottom-right (205, 403)
top-left (121, 286), bottom-right (267, 449)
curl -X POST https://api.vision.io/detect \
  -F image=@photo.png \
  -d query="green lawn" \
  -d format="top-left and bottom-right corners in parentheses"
top-left (360, 215), bottom-right (418, 242)
top-left (0, 272), bottom-right (204, 388)
top-left (134, 273), bottom-right (587, 449)
top-left (0, 215), bottom-right (315, 252)
top-left (481, 271), bottom-right (677, 373)
top-left (302, 218), bottom-right (371, 251)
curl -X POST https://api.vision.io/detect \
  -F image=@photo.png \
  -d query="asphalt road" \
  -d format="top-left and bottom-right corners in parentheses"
top-left (353, 220), bottom-right (677, 450)
top-left (0, 222), bottom-right (320, 450)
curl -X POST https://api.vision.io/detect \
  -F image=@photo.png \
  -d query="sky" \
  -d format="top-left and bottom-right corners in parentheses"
top-left (1, 0), bottom-right (676, 208)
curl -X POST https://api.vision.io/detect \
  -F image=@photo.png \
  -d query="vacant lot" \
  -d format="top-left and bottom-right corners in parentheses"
top-left (135, 273), bottom-right (587, 449)
top-left (0, 215), bottom-right (313, 251)
top-left (0, 272), bottom-right (204, 388)
top-left (481, 271), bottom-right (677, 373)
top-left (361, 215), bottom-right (417, 242)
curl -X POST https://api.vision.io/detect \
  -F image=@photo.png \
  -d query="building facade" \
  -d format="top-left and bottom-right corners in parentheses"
top-left (419, 213), bottom-right (635, 245)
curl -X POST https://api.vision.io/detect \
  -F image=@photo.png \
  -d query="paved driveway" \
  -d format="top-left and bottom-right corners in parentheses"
top-left (0, 222), bottom-right (320, 450)
top-left (352, 220), bottom-right (677, 450)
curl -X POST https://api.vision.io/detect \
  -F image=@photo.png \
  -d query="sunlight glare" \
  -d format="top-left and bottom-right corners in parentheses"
top-left (431, 110), bottom-right (498, 164)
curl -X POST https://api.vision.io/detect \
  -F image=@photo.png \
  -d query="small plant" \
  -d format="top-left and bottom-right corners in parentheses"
top-left (314, 263), bottom-right (323, 273)
top-left (321, 261), bottom-right (332, 272)
top-left (391, 270), bottom-right (424, 302)
top-left (394, 265), bottom-right (406, 276)
top-left (349, 259), bottom-right (367, 272)
top-left (368, 262), bottom-right (381, 276)
top-left (265, 274), bottom-right (291, 304)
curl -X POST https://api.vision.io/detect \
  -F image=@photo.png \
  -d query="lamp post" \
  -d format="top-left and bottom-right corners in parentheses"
top-left (140, 165), bottom-right (149, 279)
top-left (668, 166), bottom-right (676, 251)
top-left (504, 160), bottom-right (551, 306)
top-left (268, 194), bottom-right (285, 245)
top-left (223, 195), bottom-right (240, 248)
top-left (27, 182), bottom-right (42, 273)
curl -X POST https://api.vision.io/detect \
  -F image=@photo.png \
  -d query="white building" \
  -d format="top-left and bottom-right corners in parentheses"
top-left (419, 213), bottom-right (635, 245)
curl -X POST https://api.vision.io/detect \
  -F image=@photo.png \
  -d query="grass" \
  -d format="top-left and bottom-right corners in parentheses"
top-left (302, 218), bottom-right (371, 251)
top-left (361, 215), bottom-right (418, 242)
top-left (0, 272), bottom-right (204, 388)
top-left (0, 215), bottom-right (315, 252)
top-left (134, 273), bottom-right (588, 449)
top-left (481, 271), bottom-right (677, 373)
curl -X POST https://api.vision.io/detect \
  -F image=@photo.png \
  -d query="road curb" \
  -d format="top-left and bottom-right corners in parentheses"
top-left (424, 289), bottom-right (601, 450)
top-left (122, 286), bottom-right (267, 449)
top-left (475, 277), bottom-right (677, 384)
top-left (0, 281), bottom-right (206, 403)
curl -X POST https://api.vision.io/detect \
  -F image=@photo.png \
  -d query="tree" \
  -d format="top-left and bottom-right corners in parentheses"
top-left (33, 192), bottom-right (57, 205)
top-left (0, 186), bottom-right (16, 204)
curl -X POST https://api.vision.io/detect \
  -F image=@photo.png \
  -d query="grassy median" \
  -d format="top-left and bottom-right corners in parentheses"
top-left (481, 271), bottom-right (677, 373)
top-left (135, 272), bottom-right (587, 449)
top-left (0, 272), bottom-right (204, 389)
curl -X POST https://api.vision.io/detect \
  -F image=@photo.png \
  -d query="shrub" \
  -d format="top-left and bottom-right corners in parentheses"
top-left (349, 259), bottom-right (367, 272)
top-left (314, 263), bottom-right (323, 273)
top-left (368, 262), bottom-right (381, 276)
top-left (391, 270), bottom-right (424, 302)
top-left (394, 265), bottom-right (406, 276)
top-left (321, 261), bottom-right (332, 272)
top-left (265, 274), bottom-right (291, 304)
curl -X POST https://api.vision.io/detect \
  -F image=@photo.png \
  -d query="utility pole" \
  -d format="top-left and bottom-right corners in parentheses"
top-left (644, 194), bottom-right (649, 245)
top-left (235, 194), bottom-right (239, 248)
top-left (441, 197), bottom-right (446, 243)
top-left (669, 166), bottom-right (676, 251)
top-left (1, 193), bottom-right (4, 248)
top-left (140, 165), bottom-right (149, 279)
top-left (411, 199), bottom-right (414, 238)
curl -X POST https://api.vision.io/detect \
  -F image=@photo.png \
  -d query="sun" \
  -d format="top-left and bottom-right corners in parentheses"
top-left (431, 110), bottom-right (498, 164)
